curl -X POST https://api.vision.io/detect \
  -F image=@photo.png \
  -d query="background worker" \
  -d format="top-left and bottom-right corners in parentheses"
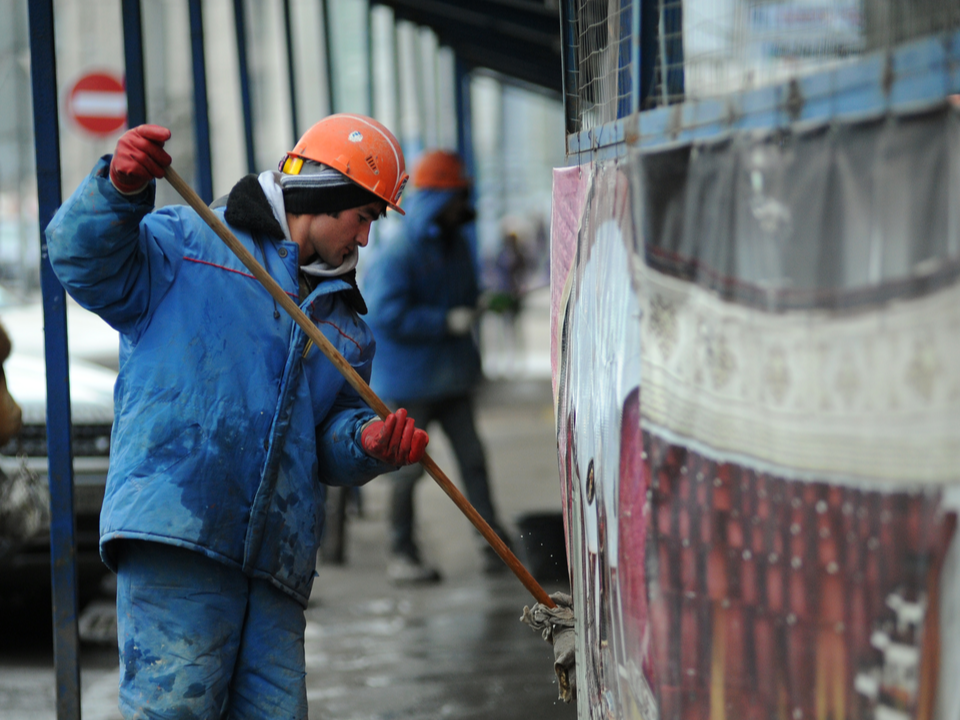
top-left (487, 227), bottom-right (530, 374)
top-left (45, 115), bottom-right (428, 719)
top-left (363, 149), bottom-right (512, 584)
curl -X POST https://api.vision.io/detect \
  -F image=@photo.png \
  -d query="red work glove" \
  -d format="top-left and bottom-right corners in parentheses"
top-left (109, 124), bottom-right (172, 194)
top-left (361, 408), bottom-right (429, 466)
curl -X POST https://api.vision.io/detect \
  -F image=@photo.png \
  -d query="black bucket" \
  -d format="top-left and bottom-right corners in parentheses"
top-left (516, 511), bottom-right (569, 586)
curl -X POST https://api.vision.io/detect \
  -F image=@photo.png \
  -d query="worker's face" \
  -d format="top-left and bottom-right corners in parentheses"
top-left (288, 200), bottom-right (386, 267)
top-left (435, 189), bottom-right (476, 232)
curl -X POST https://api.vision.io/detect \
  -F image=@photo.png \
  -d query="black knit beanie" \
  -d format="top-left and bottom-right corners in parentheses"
top-left (281, 160), bottom-right (380, 215)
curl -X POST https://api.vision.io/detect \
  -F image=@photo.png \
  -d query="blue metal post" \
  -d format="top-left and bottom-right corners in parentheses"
top-left (233, 0), bottom-right (257, 173)
top-left (367, 3), bottom-right (375, 117)
top-left (631, 0), bottom-right (641, 114)
top-left (27, 2), bottom-right (80, 719)
top-left (321, 0), bottom-right (337, 113)
top-left (188, 0), bottom-right (213, 202)
top-left (455, 56), bottom-right (474, 179)
top-left (639, 0), bottom-right (660, 109)
top-left (282, 0), bottom-right (300, 140)
top-left (617, 0), bottom-right (633, 118)
top-left (663, 0), bottom-right (684, 99)
top-left (121, 0), bottom-right (147, 127)
top-left (454, 56), bottom-right (478, 269)
top-left (558, 0), bottom-right (578, 135)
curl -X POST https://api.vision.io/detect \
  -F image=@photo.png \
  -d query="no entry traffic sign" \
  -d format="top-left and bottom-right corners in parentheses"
top-left (66, 72), bottom-right (127, 137)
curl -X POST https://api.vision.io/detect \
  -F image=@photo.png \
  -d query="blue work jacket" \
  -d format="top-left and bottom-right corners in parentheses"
top-left (363, 189), bottom-right (482, 402)
top-left (46, 158), bottom-right (390, 606)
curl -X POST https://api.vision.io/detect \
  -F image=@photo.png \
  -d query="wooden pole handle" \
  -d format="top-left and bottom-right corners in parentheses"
top-left (163, 166), bottom-right (556, 608)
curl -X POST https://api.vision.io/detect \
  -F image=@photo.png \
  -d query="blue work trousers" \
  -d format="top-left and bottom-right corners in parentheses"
top-left (388, 394), bottom-right (501, 558)
top-left (115, 540), bottom-right (308, 719)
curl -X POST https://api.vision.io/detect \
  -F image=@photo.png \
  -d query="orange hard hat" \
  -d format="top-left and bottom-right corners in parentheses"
top-left (411, 150), bottom-right (470, 190)
top-left (281, 113), bottom-right (408, 214)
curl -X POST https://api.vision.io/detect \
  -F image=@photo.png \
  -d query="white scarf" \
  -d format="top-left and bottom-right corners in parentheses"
top-left (258, 170), bottom-right (358, 278)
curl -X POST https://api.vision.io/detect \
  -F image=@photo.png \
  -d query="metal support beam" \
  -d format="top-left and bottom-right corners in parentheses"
top-left (631, 0), bottom-right (641, 114)
top-left (454, 55), bottom-right (478, 268)
top-left (559, 0), bottom-right (577, 133)
top-left (448, 40), bottom-right (559, 93)
top-left (27, 2), bottom-right (81, 718)
top-left (367, 3), bottom-right (375, 117)
top-left (392, 14), bottom-right (402, 133)
top-left (188, 0), bottom-right (213, 202)
top-left (455, 56), bottom-right (473, 174)
top-left (321, 0), bottom-right (337, 113)
top-left (639, 0), bottom-right (660, 110)
top-left (233, 0), bottom-right (257, 174)
top-left (384, 0), bottom-right (558, 49)
top-left (121, 0), bottom-right (147, 127)
top-left (282, 0), bottom-right (300, 140)
top-left (616, 0), bottom-right (632, 118)
top-left (381, 0), bottom-right (562, 92)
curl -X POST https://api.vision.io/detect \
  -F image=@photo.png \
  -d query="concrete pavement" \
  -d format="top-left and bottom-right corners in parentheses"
top-left (306, 378), bottom-right (574, 719)
top-left (0, 377), bottom-right (577, 720)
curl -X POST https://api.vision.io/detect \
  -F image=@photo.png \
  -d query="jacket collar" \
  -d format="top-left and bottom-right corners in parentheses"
top-left (222, 174), bottom-right (285, 240)
top-left (218, 174), bottom-right (368, 315)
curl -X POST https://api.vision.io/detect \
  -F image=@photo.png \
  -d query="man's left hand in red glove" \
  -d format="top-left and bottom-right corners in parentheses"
top-left (361, 408), bottom-right (429, 466)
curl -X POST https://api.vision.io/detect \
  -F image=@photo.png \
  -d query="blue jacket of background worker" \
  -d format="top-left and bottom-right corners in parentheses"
top-left (363, 188), bottom-right (482, 402)
top-left (45, 157), bottom-right (393, 607)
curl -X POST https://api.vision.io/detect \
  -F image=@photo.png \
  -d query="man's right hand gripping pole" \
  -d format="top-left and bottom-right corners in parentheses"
top-left (361, 408), bottom-right (430, 467)
top-left (109, 125), bottom-right (172, 195)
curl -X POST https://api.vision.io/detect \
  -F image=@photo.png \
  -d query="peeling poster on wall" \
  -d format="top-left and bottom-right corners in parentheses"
top-left (550, 105), bottom-right (960, 720)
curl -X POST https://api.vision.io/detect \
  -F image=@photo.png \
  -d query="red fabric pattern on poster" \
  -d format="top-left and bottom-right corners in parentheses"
top-left (644, 430), bottom-right (955, 720)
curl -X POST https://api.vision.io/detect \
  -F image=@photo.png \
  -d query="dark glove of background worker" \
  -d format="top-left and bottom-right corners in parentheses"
top-left (109, 124), bottom-right (172, 194)
top-left (361, 408), bottom-right (429, 466)
top-left (445, 306), bottom-right (479, 336)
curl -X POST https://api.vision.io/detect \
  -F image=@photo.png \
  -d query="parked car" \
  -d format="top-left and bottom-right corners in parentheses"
top-left (0, 287), bottom-right (119, 603)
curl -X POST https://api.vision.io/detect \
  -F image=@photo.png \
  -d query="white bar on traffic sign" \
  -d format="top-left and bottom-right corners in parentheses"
top-left (72, 91), bottom-right (127, 117)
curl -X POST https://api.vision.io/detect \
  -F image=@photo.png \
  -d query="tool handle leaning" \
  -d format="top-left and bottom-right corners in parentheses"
top-left (164, 166), bottom-right (556, 609)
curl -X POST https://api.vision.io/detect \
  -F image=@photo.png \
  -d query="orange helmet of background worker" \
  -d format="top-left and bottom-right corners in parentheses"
top-left (281, 113), bottom-right (408, 214)
top-left (411, 150), bottom-right (471, 190)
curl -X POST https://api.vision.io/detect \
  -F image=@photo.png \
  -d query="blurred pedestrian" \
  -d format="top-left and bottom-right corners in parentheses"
top-left (364, 149), bottom-right (512, 584)
top-left (487, 228), bottom-right (529, 372)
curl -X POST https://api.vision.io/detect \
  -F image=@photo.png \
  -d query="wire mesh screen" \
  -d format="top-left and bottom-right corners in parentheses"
top-left (564, 0), bottom-right (960, 133)
top-left (564, 0), bottom-right (635, 132)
